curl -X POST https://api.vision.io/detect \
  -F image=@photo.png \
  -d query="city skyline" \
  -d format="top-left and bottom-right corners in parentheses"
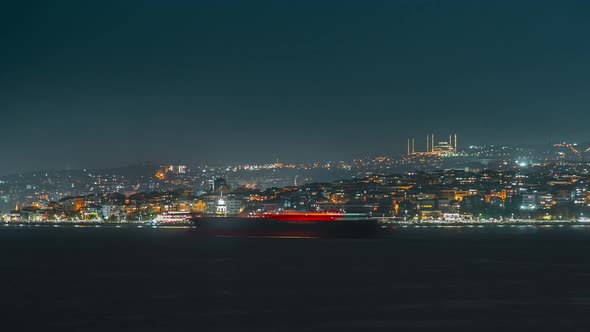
top-left (5, 2), bottom-right (590, 330)
top-left (1, 138), bottom-right (588, 212)
top-left (2, 1), bottom-right (590, 175)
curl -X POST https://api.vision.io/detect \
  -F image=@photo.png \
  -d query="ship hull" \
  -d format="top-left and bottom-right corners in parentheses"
top-left (191, 217), bottom-right (393, 238)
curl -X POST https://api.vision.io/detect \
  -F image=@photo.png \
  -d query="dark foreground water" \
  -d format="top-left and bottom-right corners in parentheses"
top-left (2, 225), bottom-right (590, 331)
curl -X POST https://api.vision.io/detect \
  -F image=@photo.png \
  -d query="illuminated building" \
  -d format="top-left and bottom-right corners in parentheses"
top-left (407, 133), bottom-right (459, 156)
top-left (433, 141), bottom-right (454, 154)
top-left (216, 191), bottom-right (227, 216)
top-left (537, 192), bottom-right (554, 209)
top-left (521, 193), bottom-right (537, 210)
top-left (166, 165), bottom-right (187, 174)
top-left (225, 198), bottom-right (245, 216)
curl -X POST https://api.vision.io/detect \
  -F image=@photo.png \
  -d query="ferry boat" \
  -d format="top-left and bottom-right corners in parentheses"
top-left (153, 211), bottom-right (194, 224)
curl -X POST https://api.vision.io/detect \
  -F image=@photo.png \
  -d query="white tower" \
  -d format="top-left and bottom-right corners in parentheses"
top-left (216, 190), bottom-right (227, 216)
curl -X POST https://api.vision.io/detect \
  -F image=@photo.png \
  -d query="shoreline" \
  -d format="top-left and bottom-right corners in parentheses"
top-left (2, 220), bottom-right (590, 229)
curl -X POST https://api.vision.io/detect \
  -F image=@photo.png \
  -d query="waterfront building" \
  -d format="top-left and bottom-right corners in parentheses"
top-left (225, 198), bottom-right (245, 216)
top-left (521, 193), bottom-right (537, 210)
top-left (216, 196), bottom-right (227, 216)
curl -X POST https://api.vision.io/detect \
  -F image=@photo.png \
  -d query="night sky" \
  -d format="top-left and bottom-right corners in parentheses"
top-left (1, 0), bottom-right (590, 174)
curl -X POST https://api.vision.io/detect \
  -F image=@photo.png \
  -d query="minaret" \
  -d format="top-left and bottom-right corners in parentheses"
top-left (431, 134), bottom-right (435, 152)
top-left (426, 135), bottom-right (429, 153)
top-left (412, 138), bottom-right (415, 154)
top-left (454, 134), bottom-right (458, 152)
top-left (407, 139), bottom-right (411, 155)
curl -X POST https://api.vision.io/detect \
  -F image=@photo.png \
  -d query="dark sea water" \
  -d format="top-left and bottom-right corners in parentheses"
top-left (2, 225), bottom-right (590, 331)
